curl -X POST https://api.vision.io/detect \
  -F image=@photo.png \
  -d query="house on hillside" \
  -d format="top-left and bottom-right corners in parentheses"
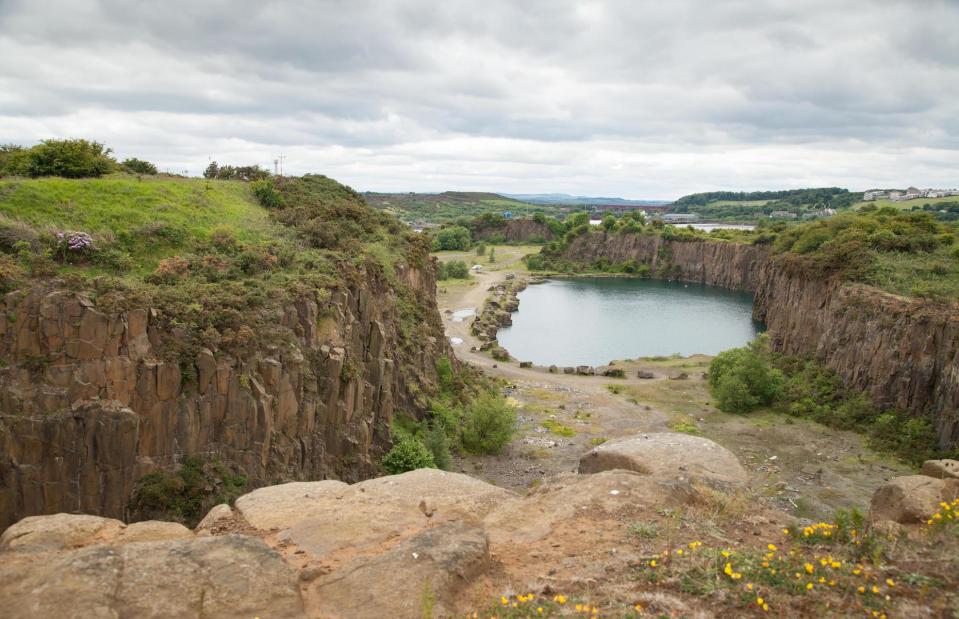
top-left (863, 190), bottom-right (887, 201)
top-left (769, 211), bottom-right (798, 219)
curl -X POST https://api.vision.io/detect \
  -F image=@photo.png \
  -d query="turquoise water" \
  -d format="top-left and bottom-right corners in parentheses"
top-left (496, 277), bottom-right (764, 366)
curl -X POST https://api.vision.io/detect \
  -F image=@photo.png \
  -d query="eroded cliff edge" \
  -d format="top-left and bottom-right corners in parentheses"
top-left (556, 232), bottom-right (959, 449)
top-left (0, 261), bottom-right (451, 529)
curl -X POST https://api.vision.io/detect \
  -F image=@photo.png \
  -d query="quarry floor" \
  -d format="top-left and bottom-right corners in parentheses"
top-left (434, 246), bottom-right (913, 521)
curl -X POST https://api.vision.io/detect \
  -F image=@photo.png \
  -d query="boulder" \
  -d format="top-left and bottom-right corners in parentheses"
top-left (117, 520), bottom-right (192, 543)
top-left (0, 535), bottom-right (305, 619)
top-left (309, 523), bottom-right (489, 619)
top-left (637, 370), bottom-right (655, 379)
top-left (669, 372), bottom-right (689, 380)
top-left (921, 459), bottom-right (959, 480)
top-left (519, 361), bottom-right (533, 368)
top-left (491, 347), bottom-right (510, 361)
top-left (578, 432), bottom-right (748, 489)
top-left (576, 365), bottom-right (594, 376)
top-left (235, 480), bottom-right (350, 530)
top-left (548, 365), bottom-right (558, 374)
top-left (563, 367), bottom-right (575, 375)
top-left (869, 475), bottom-right (959, 523)
top-left (235, 469), bottom-right (513, 560)
top-left (0, 513), bottom-right (125, 551)
top-left (195, 503), bottom-right (235, 535)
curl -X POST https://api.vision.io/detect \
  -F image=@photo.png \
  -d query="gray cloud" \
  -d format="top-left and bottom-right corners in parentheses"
top-left (0, 0), bottom-right (957, 197)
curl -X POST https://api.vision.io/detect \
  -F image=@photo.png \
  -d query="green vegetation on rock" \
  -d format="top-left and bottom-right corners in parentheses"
top-left (128, 457), bottom-right (247, 527)
top-left (708, 337), bottom-right (953, 464)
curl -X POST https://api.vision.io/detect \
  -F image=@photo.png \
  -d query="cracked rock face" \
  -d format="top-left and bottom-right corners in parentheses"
top-left (0, 534), bottom-right (306, 619)
top-left (0, 261), bottom-right (451, 528)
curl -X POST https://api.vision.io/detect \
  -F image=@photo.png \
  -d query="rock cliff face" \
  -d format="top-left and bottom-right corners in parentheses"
top-left (0, 263), bottom-right (451, 529)
top-left (562, 232), bottom-right (769, 291)
top-left (753, 264), bottom-right (959, 450)
top-left (472, 219), bottom-right (554, 243)
top-left (555, 232), bottom-right (959, 449)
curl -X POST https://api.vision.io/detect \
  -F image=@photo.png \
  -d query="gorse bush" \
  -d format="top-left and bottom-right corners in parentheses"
top-left (250, 179), bottom-right (282, 208)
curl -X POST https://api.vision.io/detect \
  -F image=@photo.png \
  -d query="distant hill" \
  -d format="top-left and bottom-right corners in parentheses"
top-left (502, 193), bottom-right (670, 206)
top-left (670, 187), bottom-right (859, 221)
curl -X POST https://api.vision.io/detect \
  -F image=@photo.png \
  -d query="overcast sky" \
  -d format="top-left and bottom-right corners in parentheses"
top-left (1, 0), bottom-right (957, 199)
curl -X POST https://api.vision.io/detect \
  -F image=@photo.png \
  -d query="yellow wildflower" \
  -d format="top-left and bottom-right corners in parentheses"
top-left (885, 578), bottom-right (895, 587)
top-left (767, 543), bottom-right (777, 551)
top-left (806, 583), bottom-right (813, 590)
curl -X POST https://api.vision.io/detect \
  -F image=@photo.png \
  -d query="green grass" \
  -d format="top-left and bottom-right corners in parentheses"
top-left (542, 419), bottom-right (576, 437)
top-left (864, 245), bottom-right (959, 300)
top-left (854, 196), bottom-right (959, 210)
top-left (0, 174), bottom-right (278, 272)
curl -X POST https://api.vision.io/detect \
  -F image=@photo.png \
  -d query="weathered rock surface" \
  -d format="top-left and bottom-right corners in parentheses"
top-left (0, 260), bottom-right (452, 528)
top-left (308, 522), bottom-right (489, 619)
top-left (0, 513), bottom-right (193, 551)
top-left (484, 470), bottom-right (696, 544)
top-left (921, 459), bottom-right (959, 480)
top-left (238, 469), bottom-right (512, 559)
top-left (869, 475), bottom-right (959, 523)
top-left (0, 534), bottom-right (305, 619)
top-left (0, 513), bottom-right (125, 551)
top-left (577, 432), bottom-right (748, 489)
top-left (194, 503), bottom-right (234, 535)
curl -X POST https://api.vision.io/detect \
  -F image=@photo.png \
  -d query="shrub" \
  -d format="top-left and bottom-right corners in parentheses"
top-left (0, 216), bottom-right (39, 252)
top-left (251, 179), bottom-right (282, 208)
top-left (460, 392), bottom-right (515, 454)
top-left (444, 260), bottom-right (469, 279)
top-left (433, 225), bottom-right (471, 250)
top-left (422, 423), bottom-right (452, 470)
top-left (0, 254), bottom-right (23, 293)
top-left (708, 340), bottom-right (783, 413)
top-left (128, 457), bottom-right (246, 526)
top-left (120, 157), bottom-right (158, 175)
top-left (382, 436), bottom-right (436, 474)
top-left (475, 243), bottom-right (486, 256)
top-left (19, 139), bottom-right (115, 178)
top-left (53, 231), bottom-right (96, 262)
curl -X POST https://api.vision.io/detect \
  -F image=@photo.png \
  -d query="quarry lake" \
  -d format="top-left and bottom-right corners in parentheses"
top-left (497, 277), bottom-right (764, 366)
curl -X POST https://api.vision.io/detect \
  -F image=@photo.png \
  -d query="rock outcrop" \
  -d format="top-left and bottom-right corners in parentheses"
top-left (0, 261), bottom-right (452, 528)
top-left (869, 475), bottom-right (959, 523)
top-left (577, 432), bottom-right (748, 489)
top-left (561, 232), bottom-right (768, 291)
top-left (471, 219), bottom-right (554, 243)
top-left (753, 269), bottom-right (959, 450)
top-left (0, 534), bottom-right (305, 619)
top-left (0, 466), bottom-right (714, 618)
